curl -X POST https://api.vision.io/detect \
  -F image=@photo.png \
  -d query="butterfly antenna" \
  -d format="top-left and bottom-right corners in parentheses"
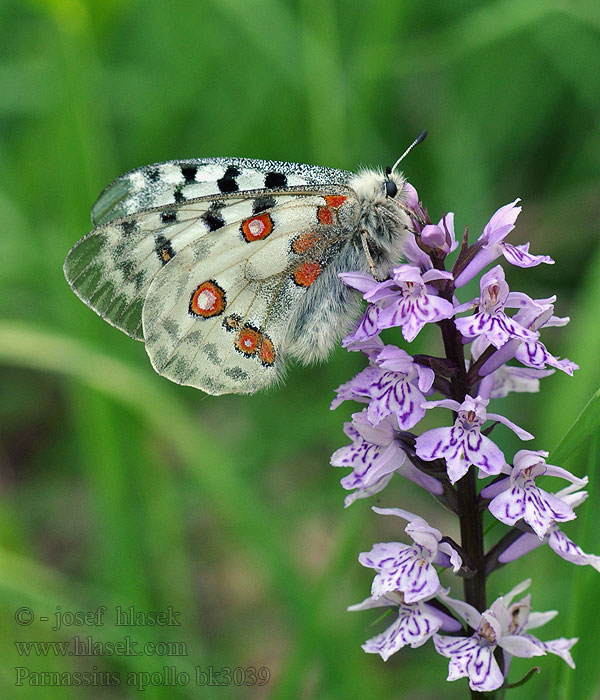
top-left (391, 130), bottom-right (427, 174)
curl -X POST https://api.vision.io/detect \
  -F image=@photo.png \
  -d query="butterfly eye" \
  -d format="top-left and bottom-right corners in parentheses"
top-left (384, 167), bottom-right (398, 198)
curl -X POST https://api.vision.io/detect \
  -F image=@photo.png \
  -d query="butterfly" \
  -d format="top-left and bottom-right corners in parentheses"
top-left (64, 136), bottom-right (425, 395)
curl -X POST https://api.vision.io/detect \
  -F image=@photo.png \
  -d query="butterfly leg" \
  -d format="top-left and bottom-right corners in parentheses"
top-left (360, 230), bottom-right (384, 281)
top-left (388, 198), bottom-right (426, 227)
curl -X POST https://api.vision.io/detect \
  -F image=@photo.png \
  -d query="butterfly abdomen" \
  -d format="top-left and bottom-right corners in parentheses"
top-left (284, 242), bottom-right (366, 363)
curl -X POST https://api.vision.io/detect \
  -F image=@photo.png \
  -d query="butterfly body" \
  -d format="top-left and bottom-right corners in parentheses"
top-left (65, 158), bottom-right (414, 395)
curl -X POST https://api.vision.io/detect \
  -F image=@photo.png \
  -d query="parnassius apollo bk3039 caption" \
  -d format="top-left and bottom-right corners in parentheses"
top-left (64, 136), bottom-right (427, 395)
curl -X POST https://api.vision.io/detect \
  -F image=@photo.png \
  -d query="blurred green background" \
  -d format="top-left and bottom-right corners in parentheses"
top-left (1, 0), bottom-right (599, 698)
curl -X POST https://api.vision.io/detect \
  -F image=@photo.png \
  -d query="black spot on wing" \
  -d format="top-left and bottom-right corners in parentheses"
top-left (202, 210), bottom-right (225, 231)
top-left (181, 165), bottom-right (198, 183)
top-left (160, 211), bottom-right (177, 224)
top-left (155, 234), bottom-right (175, 265)
top-left (146, 167), bottom-right (160, 182)
top-left (264, 171), bottom-right (287, 188)
top-left (252, 195), bottom-right (276, 214)
top-left (217, 165), bottom-right (241, 193)
top-left (174, 188), bottom-right (186, 203)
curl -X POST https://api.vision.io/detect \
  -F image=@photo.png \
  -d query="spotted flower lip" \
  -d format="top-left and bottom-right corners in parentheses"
top-left (330, 410), bottom-right (442, 507)
top-left (471, 335), bottom-right (555, 397)
top-left (435, 583), bottom-right (548, 692)
top-left (515, 337), bottom-right (579, 376)
top-left (454, 199), bottom-right (554, 287)
top-left (454, 265), bottom-right (540, 348)
top-left (358, 508), bottom-right (461, 603)
top-left (474, 301), bottom-right (578, 378)
top-left (481, 449), bottom-right (585, 538)
top-left (512, 303), bottom-right (579, 375)
top-left (341, 265), bottom-right (454, 344)
top-left (331, 345), bottom-right (434, 429)
top-left (415, 395), bottom-right (533, 484)
top-left (503, 521), bottom-right (600, 571)
top-left (498, 485), bottom-right (600, 570)
top-left (348, 590), bottom-right (461, 661)
top-left (374, 266), bottom-right (454, 341)
top-left (338, 273), bottom-right (391, 345)
top-left (330, 412), bottom-right (407, 507)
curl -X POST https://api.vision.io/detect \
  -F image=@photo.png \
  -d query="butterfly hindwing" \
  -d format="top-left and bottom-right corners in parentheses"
top-left (141, 193), bottom-right (353, 394)
top-left (91, 157), bottom-right (353, 226)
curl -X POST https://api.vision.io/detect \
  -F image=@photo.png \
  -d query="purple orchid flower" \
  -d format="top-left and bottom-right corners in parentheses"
top-left (358, 507), bottom-right (461, 603)
top-left (340, 265), bottom-right (454, 344)
top-left (475, 301), bottom-right (578, 378)
top-left (496, 580), bottom-right (578, 671)
top-left (348, 590), bottom-right (461, 661)
top-left (434, 583), bottom-right (548, 692)
top-left (331, 345), bottom-right (434, 429)
top-left (454, 199), bottom-right (554, 287)
top-left (330, 411), bottom-right (442, 507)
top-left (498, 485), bottom-right (600, 570)
top-left (373, 265), bottom-right (455, 341)
top-left (454, 265), bottom-right (540, 348)
top-left (481, 449), bottom-right (585, 538)
top-left (415, 395), bottom-right (533, 484)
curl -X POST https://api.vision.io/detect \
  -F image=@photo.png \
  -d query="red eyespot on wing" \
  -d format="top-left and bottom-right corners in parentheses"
top-left (291, 230), bottom-right (321, 255)
top-left (293, 261), bottom-right (322, 287)
top-left (317, 206), bottom-right (333, 225)
top-left (189, 280), bottom-right (227, 317)
top-left (241, 213), bottom-right (273, 242)
top-left (317, 196), bottom-right (346, 226)
top-left (235, 325), bottom-right (261, 356)
top-left (260, 336), bottom-right (275, 366)
top-left (324, 195), bottom-right (347, 208)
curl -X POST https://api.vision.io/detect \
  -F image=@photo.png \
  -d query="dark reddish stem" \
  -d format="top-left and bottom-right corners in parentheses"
top-left (438, 277), bottom-right (491, 699)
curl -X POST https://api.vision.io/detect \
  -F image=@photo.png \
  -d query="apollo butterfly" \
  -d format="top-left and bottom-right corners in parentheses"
top-left (64, 134), bottom-right (426, 395)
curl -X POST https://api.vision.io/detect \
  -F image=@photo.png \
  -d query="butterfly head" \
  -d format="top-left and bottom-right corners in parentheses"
top-left (348, 168), bottom-right (406, 207)
top-left (346, 167), bottom-right (414, 279)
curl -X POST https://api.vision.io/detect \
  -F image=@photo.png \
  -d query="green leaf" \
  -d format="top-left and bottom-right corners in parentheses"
top-left (549, 388), bottom-right (600, 464)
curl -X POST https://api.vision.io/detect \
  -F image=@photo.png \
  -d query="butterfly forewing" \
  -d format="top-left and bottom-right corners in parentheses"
top-left (91, 157), bottom-right (353, 226)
